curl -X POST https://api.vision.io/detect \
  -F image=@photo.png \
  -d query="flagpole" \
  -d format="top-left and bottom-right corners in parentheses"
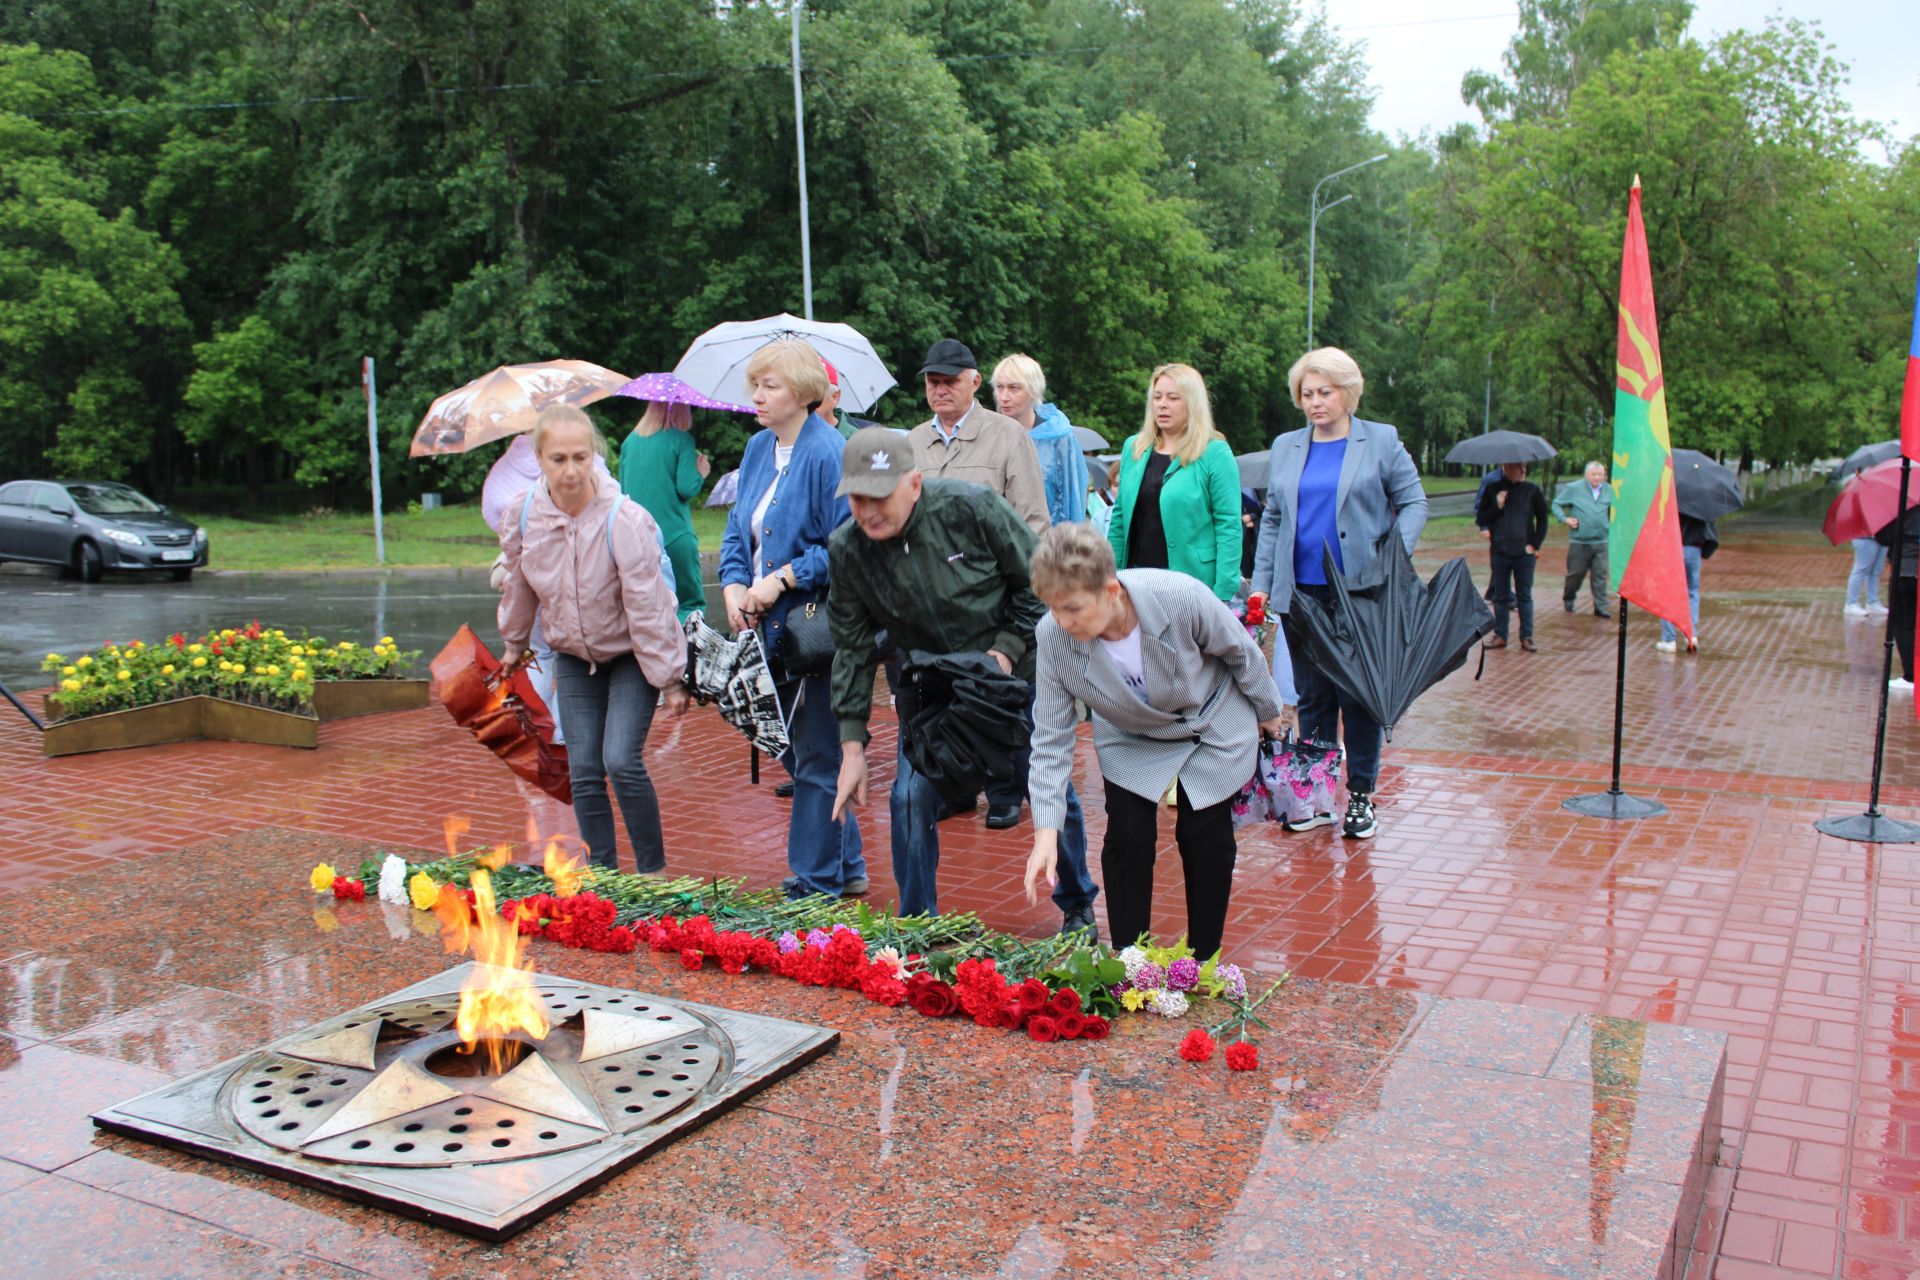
top-left (1816, 456), bottom-right (1920, 843)
top-left (1565, 600), bottom-right (1667, 819)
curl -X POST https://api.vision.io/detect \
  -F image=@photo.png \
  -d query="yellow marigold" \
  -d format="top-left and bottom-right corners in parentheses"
top-left (266, 664), bottom-right (281, 677)
top-left (289, 645), bottom-right (305, 657)
top-left (116, 669), bottom-right (131, 682)
top-left (59, 679), bottom-right (80, 693)
top-left (253, 665), bottom-right (266, 675)
top-left (408, 871), bottom-right (441, 910)
top-left (160, 664), bottom-right (175, 676)
top-left (309, 863), bottom-right (337, 892)
top-left (292, 668), bottom-right (308, 682)
top-left (221, 628), bottom-right (235, 638)
top-left (76, 656), bottom-right (92, 668)
top-left (380, 636), bottom-right (395, 647)
top-left (339, 641), bottom-right (356, 651)
top-left (191, 656), bottom-right (207, 668)
top-left (187, 643), bottom-right (203, 654)
top-left (45, 652), bottom-right (62, 663)
top-left (61, 665), bottom-right (75, 676)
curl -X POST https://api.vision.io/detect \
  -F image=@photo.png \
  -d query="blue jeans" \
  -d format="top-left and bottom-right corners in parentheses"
top-left (1286, 584), bottom-right (1382, 794)
top-left (554, 652), bottom-right (664, 872)
top-left (1850, 538), bottom-right (1888, 608)
top-left (1659, 547), bottom-right (1703, 642)
top-left (781, 673), bottom-right (864, 896)
top-left (890, 738), bottom-right (1094, 918)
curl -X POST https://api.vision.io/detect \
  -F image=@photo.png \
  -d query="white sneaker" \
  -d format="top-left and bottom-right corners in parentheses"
top-left (1654, 640), bottom-right (1677, 653)
top-left (1845, 604), bottom-right (1871, 618)
top-left (1870, 603), bottom-right (1890, 615)
top-left (1893, 678), bottom-right (1915, 692)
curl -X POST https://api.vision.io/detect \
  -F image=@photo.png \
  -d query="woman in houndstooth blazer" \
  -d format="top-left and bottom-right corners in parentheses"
top-left (1023, 524), bottom-right (1286, 959)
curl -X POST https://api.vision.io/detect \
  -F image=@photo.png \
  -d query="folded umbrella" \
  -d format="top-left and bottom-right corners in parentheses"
top-left (1443, 431), bottom-right (1557, 466)
top-left (430, 625), bottom-right (572, 802)
top-left (1823, 456), bottom-right (1920, 544)
top-left (683, 615), bottom-right (789, 757)
top-left (1670, 448), bottom-right (1744, 522)
top-left (673, 313), bottom-right (895, 413)
top-left (410, 360), bottom-right (630, 457)
top-left (1286, 533), bottom-right (1494, 739)
top-left (896, 651), bottom-right (1031, 805)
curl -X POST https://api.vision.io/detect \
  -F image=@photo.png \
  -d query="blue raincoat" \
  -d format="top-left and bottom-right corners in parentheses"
top-left (1029, 402), bottom-right (1090, 525)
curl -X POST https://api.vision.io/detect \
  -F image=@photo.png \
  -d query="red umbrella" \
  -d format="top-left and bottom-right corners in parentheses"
top-left (430, 625), bottom-right (572, 802)
top-left (1824, 457), bottom-right (1920, 544)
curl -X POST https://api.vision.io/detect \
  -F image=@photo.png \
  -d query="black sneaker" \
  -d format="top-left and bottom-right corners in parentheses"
top-left (1058, 906), bottom-right (1100, 945)
top-left (1342, 792), bottom-right (1377, 840)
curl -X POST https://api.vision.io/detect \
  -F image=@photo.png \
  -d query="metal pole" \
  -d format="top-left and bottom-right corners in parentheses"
top-left (1482, 292), bottom-right (1495, 434)
top-left (1305, 153), bottom-right (1387, 349)
top-left (1606, 601), bottom-right (1628, 796)
top-left (0, 678), bottom-right (44, 732)
top-left (1563, 593), bottom-right (1667, 819)
top-left (363, 356), bottom-right (385, 565)
top-left (790, 2), bottom-right (814, 321)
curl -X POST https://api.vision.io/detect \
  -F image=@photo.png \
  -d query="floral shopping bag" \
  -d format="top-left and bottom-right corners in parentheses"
top-left (1231, 733), bottom-right (1343, 829)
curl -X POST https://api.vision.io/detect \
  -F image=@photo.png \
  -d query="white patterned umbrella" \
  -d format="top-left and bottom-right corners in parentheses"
top-left (672, 314), bottom-right (895, 414)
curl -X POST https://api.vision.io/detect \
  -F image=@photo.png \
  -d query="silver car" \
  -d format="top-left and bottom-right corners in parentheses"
top-left (0, 480), bottom-right (209, 582)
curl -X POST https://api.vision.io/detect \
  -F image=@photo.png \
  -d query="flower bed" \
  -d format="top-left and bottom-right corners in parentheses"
top-left (315, 848), bottom-right (1284, 1068)
top-left (42, 623), bottom-right (418, 723)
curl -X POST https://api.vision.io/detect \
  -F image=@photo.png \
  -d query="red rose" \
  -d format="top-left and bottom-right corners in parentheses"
top-left (997, 1001), bottom-right (1026, 1030)
top-left (907, 976), bottom-right (958, 1018)
top-left (1049, 988), bottom-right (1082, 1017)
top-left (1177, 1028), bottom-right (1216, 1063)
top-left (1016, 980), bottom-right (1051, 1013)
top-left (1081, 1016), bottom-right (1111, 1041)
top-left (1225, 1041), bottom-right (1260, 1072)
top-left (1027, 1015), bottom-right (1060, 1042)
top-left (1058, 1012), bottom-right (1087, 1040)
top-left (679, 948), bottom-right (705, 971)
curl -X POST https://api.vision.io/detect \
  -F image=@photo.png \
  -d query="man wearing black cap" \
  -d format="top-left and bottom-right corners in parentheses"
top-left (909, 338), bottom-right (1050, 537)
top-left (827, 426), bottom-right (1099, 938)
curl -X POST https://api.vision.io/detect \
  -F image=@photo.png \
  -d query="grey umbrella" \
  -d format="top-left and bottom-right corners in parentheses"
top-left (1670, 449), bottom-right (1744, 522)
top-left (1835, 440), bottom-right (1901, 483)
top-left (1444, 431), bottom-right (1556, 466)
top-left (1073, 426), bottom-right (1108, 453)
top-left (1237, 450), bottom-right (1271, 489)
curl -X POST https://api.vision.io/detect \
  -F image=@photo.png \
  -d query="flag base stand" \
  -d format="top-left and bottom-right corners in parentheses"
top-left (1814, 812), bottom-right (1920, 843)
top-left (1564, 789), bottom-right (1667, 820)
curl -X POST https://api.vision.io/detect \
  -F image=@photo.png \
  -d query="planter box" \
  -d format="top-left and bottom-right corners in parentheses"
top-left (310, 678), bottom-right (431, 722)
top-left (42, 696), bottom-right (318, 758)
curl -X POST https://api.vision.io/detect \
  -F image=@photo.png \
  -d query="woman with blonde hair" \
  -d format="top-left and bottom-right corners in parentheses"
top-left (1105, 363), bottom-right (1243, 601)
top-left (1249, 347), bottom-right (1427, 841)
top-left (718, 337), bottom-right (865, 900)
top-left (499, 405), bottom-right (691, 872)
top-left (618, 399), bottom-right (709, 620)
top-left (992, 353), bottom-right (1089, 526)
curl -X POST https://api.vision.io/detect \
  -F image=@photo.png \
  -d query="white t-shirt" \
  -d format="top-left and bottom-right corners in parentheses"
top-left (750, 443), bottom-right (795, 569)
top-left (1100, 626), bottom-right (1149, 703)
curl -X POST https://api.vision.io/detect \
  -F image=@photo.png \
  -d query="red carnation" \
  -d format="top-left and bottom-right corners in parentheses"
top-left (862, 974), bottom-right (908, 1007)
top-left (1177, 1028), bottom-right (1216, 1063)
top-left (1081, 1016), bottom-right (1111, 1041)
top-left (1016, 980), bottom-right (1051, 1013)
top-left (605, 926), bottom-right (636, 954)
top-left (1225, 1041), bottom-right (1260, 1072)
top-left (1049, 987), bottom-right (1082, 1017)
top-left (1058, 1012), bottom-right (1087, 1040)
top-left (331, 877), bottom-right (365, 902)
top-left (1027, 1015), bottom-right (1060, 1042)
top-left (679, 948), bottom-right (704, 971)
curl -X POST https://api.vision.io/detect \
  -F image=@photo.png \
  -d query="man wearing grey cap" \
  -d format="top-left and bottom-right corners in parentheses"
top-left (909, 338), bottom-right (1050, 537)
top-left (827, 427), bottom-right (1098, 937)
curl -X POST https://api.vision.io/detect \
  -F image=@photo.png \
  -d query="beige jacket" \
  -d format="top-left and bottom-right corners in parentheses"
top-left (498, 471), bottom-right (686, 690)
top-left (907, 402), bottom-right (1050, 534)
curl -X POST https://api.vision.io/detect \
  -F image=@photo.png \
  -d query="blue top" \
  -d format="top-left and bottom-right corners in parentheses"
top-left (719, 413), bottom-right (850, 646)
top-left (1293, 438), bottom-right (1348, 585)
top-left (1029, 403), bottom-right (1089, 525)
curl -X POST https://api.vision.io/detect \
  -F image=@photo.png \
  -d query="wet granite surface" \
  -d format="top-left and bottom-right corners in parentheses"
top-left (0, 829), bottom-right (1727, 1278)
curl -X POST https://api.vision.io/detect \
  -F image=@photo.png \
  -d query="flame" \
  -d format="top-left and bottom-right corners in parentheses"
top-left (442, 814), bottom-right (471, 862)
top-left (429, 829), bottom-right (551, 1074)
top-left (543, 838), bottom-right (586, 898)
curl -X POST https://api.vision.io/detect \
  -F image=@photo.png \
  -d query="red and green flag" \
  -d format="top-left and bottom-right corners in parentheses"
top-left (1608, 179), bottom-right (1692, 638)
top-left (1902, 249), bottom-right (1920, 463)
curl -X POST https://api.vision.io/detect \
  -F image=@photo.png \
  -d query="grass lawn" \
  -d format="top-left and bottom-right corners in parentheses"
top-left (1419, 473), bottom-right (1487, 494)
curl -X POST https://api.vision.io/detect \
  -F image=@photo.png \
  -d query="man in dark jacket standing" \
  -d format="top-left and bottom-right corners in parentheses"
top-left (828, 427), bottom-right (1097, 934)
top-left (1477, 461), bottom-right (1549, 651)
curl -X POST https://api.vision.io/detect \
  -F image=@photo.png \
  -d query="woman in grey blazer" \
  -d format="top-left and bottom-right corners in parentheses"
top-left (1024, 524), bottom-right (1284, 959)
top-left (1249, 347), bottom-right (1427, 841)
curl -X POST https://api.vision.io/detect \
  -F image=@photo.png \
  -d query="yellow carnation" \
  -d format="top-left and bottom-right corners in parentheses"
top-left (309, 863), bottom-right (337, 892)
top-left (408, 871), bottom-right (441, 910)
top-left (61, 665), bottom-right (75, 676)
top-left (60, 679), bottom-right (80, 693)
top-left (187, 643), bottom-right (203, 654)
top-left (1121, 988), bottom-right (1150, 1012)
top-left (160, 664), bottom-right (175, 676)
top-left (380, 636), bottom-right (395, 647)
top-left (266, 664), bottom-right (281, 677)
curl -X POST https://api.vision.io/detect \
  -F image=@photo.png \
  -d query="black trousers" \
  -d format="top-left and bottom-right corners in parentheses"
top-left (1101, 778), bottom-right (1238, 959)
top-left (1894, 575), bottom-right (1916, 682)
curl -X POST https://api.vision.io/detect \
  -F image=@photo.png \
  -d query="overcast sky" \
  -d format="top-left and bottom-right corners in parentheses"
top-left (1322, 0), bottom-right (1918, 152)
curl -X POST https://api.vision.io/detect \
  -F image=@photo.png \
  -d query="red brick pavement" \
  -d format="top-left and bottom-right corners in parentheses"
top-left (0, 510), bottom-right (1915, 1277)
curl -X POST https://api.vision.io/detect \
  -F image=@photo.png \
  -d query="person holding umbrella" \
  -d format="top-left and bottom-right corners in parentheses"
top-left (1107, 363), bottom-right (1243, 602)
top-left (498, 405), bottom-right (691, 873)
top-left (617, 399), bottom-right (710, 621)
top-left (718, 338), bottom-right (866, 899)
top-left (992, 354), bottom-right (1089, 526)
top-left (1250, 348), bottom-right (1427, 841)
top-left (1023, 524), bottom-right (1284, 958)
top-left (1476, 461), bottom-right (1549, 651)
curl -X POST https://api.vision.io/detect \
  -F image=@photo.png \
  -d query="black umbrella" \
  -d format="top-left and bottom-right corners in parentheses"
top-left (1237, 450), bottom-right (1271, 489)
top-left (895, 651), bottom-right (1031, 805)
top-left (1444, 431), bottom-right (1556, 466)
top-left (1670, 449), bottom-right (1743, 522)
top-left (1834, 440), bottom-right (1901, 484)
top-left (1287, 532), bottom-right (1494, 739)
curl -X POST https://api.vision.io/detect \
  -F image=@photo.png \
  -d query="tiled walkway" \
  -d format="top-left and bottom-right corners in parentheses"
top-left (0, 512), bottom-right (1915, 1277)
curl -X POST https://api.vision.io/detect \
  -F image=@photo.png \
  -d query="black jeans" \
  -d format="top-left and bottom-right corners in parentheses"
top-left (1101, 778), bottom-right (1237, 959)
top-left (1489, 550), bottom-right (1537, 641)
top-left (1286, 584), bottom-right (1383, 793)
top-left (554, 652), bottom-right (664, 872)
top-left (1895, 576), bottom-right (1917, 682)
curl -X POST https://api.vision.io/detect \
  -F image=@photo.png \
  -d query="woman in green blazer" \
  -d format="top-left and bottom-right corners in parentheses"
top-left (1106, 363), bottom-right (1244, 601)
top-left (617, 400), bottom-right (708, 619)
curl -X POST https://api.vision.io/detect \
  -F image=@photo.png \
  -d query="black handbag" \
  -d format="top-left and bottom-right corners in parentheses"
top-left (777, 596), bottom-right (835, 679)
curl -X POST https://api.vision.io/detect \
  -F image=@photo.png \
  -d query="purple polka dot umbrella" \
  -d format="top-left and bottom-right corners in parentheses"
top-left (610, 372), bottom-right (755, 414)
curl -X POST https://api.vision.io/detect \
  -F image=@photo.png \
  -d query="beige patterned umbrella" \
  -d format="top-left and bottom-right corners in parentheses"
top-left (409, 360), bottom-right (630, 457)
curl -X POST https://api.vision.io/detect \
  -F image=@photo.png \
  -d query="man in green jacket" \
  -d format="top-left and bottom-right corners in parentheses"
top-left (827, 427), bottom-right (1097, 935)
top-left (1553, 460), bottom-right (1614, 618)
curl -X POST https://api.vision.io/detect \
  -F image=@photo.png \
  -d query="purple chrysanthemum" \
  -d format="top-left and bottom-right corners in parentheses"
top-left (1167, 957), bottom-right (1200, 992)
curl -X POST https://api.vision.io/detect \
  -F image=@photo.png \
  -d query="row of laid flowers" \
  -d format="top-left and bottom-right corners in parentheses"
top-left (309, 850), bottom-right (1285, 1069)
top-left (43, 622), bottom-right (416, 720)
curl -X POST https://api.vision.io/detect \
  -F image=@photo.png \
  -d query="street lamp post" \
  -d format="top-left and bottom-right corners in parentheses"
top-left (1306, 153), bottom-right (1388, 348)
top-left (790, 1), bottom-right (814, 320)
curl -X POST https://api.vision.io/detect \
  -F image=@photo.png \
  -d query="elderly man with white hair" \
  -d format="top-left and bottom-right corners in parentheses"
top-left (1552, 460), bottom-right (1614, 618)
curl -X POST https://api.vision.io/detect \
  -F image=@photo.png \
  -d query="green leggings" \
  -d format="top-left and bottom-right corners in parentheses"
top-left (662, 532), bottom-right (704, 620)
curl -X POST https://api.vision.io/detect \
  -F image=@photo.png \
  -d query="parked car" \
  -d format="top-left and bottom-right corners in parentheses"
top-left (0, 480), bottom-right (208, 582)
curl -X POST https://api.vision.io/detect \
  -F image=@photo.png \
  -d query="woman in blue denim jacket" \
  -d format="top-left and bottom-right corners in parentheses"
top-left (719, 338), bottom-right (865, 899)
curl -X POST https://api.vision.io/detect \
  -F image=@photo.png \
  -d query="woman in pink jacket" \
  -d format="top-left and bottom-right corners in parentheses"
top-left (499, 405), bottom-right (691, 871)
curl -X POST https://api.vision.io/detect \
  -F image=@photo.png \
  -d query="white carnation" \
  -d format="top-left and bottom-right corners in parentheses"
top-left (1119, 945), bottom-right (1149, 980)
top-left (377, 854), bottom-right (411, 906)
top-left (1150, 989), bottom-right (1188, 1017)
